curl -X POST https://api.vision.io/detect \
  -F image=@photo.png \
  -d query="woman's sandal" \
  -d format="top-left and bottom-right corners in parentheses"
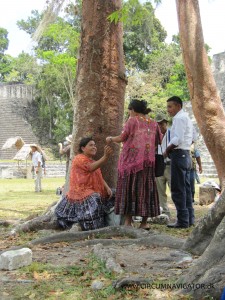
top-left (139, 226), bottom-right (151, 231)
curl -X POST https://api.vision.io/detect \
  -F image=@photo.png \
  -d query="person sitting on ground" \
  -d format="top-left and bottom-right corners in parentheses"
top-left (55, 137), bottom-right (114, 231)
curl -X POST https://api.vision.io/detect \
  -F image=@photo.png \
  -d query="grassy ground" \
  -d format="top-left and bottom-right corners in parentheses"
top-left (0, 177), bottom-right (65, 220)
top-left (0, 177), bottom-right (217, 300)
top-left (0, 177), bottom-right (215, 232)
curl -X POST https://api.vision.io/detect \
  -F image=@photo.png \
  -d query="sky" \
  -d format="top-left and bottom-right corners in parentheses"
top-left (0, 0), bottom-right (225, 57)
top-left (155, 0), bottom-right (225, 56)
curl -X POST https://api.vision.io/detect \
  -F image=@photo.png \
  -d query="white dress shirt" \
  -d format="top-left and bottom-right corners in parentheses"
top-left (158, 129), bottom-right (170, 153)
top-left (158, 129), bottom-right (171, 162)
top-left (169, 109), bottom-right (193, 150)
top-left (32, 151), bottom-right (43, 167)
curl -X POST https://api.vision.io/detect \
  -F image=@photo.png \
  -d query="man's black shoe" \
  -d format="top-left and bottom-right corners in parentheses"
top-left (167, 223), bottom-right (189, 229)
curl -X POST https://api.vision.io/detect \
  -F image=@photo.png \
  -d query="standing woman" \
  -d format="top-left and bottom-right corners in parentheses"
top-left (106, 99), bottom-right (162, 229)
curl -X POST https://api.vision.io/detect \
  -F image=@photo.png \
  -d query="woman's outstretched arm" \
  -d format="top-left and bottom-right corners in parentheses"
top-left (89, 145), bottom-right (113, 172)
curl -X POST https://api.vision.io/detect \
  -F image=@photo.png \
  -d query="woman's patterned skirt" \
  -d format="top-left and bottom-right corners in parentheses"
top-left (55, 193), bottom-right (114, 231)
top-left (115, 166), bottom-right (160, 217)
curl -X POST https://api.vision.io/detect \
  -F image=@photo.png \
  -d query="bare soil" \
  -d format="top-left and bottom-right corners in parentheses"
top-left (0, 226), bottom-right (196, 300)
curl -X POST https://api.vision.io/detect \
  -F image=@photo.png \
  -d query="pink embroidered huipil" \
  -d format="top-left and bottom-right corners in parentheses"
top-left (118, 116), bottom-right (162, 177)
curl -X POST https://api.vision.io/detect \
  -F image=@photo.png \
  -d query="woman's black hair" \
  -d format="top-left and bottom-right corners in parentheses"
top-left (79, 137), bottom-right (94, 153)
top-left (128, 99), bottom-right (151, 114)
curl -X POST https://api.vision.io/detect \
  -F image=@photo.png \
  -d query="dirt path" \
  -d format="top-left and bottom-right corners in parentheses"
top-left (0, 227), bottom-right (195, 299)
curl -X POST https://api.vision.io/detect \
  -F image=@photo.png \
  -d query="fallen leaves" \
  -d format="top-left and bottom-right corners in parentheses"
top-left (33, 270), bottom-right (52, 281)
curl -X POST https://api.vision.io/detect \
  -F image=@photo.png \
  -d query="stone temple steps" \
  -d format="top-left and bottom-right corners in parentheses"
top-left (0, 160), bottom-right (218, 179)
top-left (0, 162), bottom-right (66, 179)
top-left (46, 163), bottom-right (66, 178)
top-left (200, 161), bottom-right (218, 178)
top-left (0, 84), bottom-right (38, 160)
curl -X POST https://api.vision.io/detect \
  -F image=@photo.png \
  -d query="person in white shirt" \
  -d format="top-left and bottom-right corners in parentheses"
top-left (31, 144), bottom-right (43, 192)
top-left (155, 114), bottom-right (171, 218)
top-left (164, 96), bottom-right (194, 228)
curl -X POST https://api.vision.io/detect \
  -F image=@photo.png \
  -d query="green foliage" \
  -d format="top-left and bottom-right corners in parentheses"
top-left (4, 52), bottom-right (41, 84)
top-left (163, 62), bottom-right (189, 100)
top-left (126, 37), bottom-right (189, 115)
top-left (16, 10), bottom-right (80, 143)
top-left (17, 10), bottom-right (42, 35)
top-left (0, 54), bottom-right (13, 81)
top-left (112, 0), bottom-right (167, 70)
top-left (34, 18), bottom-right (79, 142)
top-left (1, 1), bottom-right (189, 143)
top-left (37, 18), bottom-right (79, 54)
top-left (0, 27), bottom-right (9, 55)
top-left (113, 0), bottom-right (148, 25)
top-left (108, 1), bottom-right (190, 114)
top-left (0, 1), bottom-right (197, 143)
top-left (0, 28), bottom-right (12, 81)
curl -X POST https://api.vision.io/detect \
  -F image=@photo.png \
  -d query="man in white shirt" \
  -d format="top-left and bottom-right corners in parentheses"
top-left (155, 114), bottom-right (171, 218)
top-left (164, 96), bottom-right (194, 228)
top-left (31, 144), bottom-right (43, 192)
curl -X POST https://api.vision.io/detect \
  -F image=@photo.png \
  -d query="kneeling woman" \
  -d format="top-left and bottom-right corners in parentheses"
top-left (55, 137), bottom-right (114, 231)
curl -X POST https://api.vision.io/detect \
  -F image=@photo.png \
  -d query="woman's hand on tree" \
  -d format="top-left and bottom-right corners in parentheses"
top-left (106, 136), bottom-right (113, 144)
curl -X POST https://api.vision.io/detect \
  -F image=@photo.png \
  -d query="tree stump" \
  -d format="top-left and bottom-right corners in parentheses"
top-left (199, 186), bottom-right (216, 205)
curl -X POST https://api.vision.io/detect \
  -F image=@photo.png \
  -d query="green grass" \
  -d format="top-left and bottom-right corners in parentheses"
top-left (5, 255), bottom-right (141, 300)
top-left (0, 176), bottom-right (217, 232)
top-left (0, 177), bottom-right (65, 220)
top-left (15, 255), bottom-right (193, 300)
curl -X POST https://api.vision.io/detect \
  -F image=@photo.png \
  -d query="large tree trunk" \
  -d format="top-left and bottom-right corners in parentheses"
top-left (70, 0), bottom-right (126, 188)
top-left (175, 1), bottom-right (225, 297)
top-left (180, 214), bottom-right (225, 299)
top-left (183, 190), bottom-right (225, 255)
top-left (176, 0), bottom-right (225, 189)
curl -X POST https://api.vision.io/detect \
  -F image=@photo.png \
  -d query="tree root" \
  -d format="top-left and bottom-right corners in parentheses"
top-left (93, 243), bottom-right (124, 273)
top-left (179, 216), bottom-right (225, 299)
top-left (28, 226), bottom-right (184, 250)
top-left (113, 276), bottom-right (152, 289)
top-left (10, 214), bottom-right (60, 235)
top-left (183, 190), bottom-right (225, 255)
top-left (10, 203), bottom-right (60, 235)
top-left (0, 220), bottom-right (18, 227)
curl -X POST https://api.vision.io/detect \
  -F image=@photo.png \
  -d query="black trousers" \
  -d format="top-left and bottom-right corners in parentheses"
top-left (170, 149), bottom-right (194, 227)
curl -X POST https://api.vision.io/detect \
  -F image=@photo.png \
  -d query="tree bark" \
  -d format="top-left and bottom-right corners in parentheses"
top-left (10, 203), bottom-right (59, 234)
top-left (176, 0), bottom-right (225, 189)
top-left (175, 2), bottom-right (225, 297)
top-left (175, 0), bottom-right (225, 255)
top-left (183, 190), bottom-right (225, 255)
top-left (179, 215), bottom-right (225, 299)
top-left (70, 0), bottom-right (126, 188)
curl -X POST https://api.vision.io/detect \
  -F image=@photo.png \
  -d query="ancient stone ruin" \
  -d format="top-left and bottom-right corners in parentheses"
top-left (0, 83), bottom-right (38, 160)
